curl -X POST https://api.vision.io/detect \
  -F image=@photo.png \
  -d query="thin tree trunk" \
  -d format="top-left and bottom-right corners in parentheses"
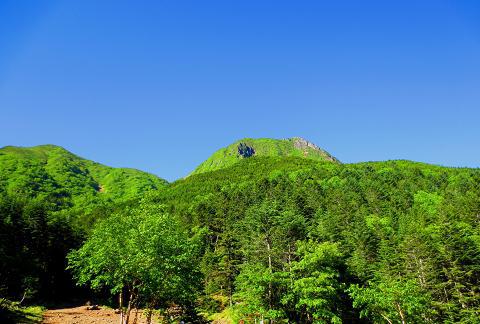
top-left (146, 300), bottom-right (157, 324)
top-left (395, 302), bottom-right (406, 324)
top-left (288, 243), bottom-right (294, 287)
top-left (266, 238), bottom-right (273, 309)
top-left (133, 306), bottom-right (139, 324)
top-left (125, 290), bottom-right (135, 324)
top-left (119, 291), bottom-right (124, 324)
top-left (19, 290), bottom-right (27, 305)
top-left (380, 313), bottom-right (393, 324)
top-left (146, 308), bottom-right (152, 324)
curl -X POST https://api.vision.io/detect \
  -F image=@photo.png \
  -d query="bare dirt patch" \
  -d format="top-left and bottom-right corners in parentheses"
top-left (42, 306), bottom-right (159, 324)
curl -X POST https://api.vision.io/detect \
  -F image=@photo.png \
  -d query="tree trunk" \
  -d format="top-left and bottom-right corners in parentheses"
top-left (266, 238), bottom-right (273, 309)
top-left (19, 290), bottom-right (27, 305)
top-left (395, 302), bottom-right (406, 324)
top-left (125, 290), bottom-right (135, 324)
top-left (132, 307), bottom-right (139, 324)
top-left (380, 313), bottom-right (393, 324)
top-left (288, 243), bottom-right (294, 287)
top-left (119, 291), bottom-right (124, 324)
top-left (146, 308), bottom-right (152, 324)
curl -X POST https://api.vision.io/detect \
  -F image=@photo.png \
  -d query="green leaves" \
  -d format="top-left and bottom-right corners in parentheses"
top-left (0, 193), bottom-right (81, 301)
top-left (162, 157), bottom-right (480, 322)
top-left (67, 200), bottom-right (202, 307)
top-left (3, 144), bottom-right (480, 322)
top-left (0, 144), bottom-right (167, 215)
top-left (290, 241), bottom-right (343, 323)
top-left (349, 279), bottom-right (431, 323)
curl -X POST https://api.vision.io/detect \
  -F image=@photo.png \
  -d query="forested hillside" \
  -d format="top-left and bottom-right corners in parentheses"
top-left (0, 145), bottom-right (166, 321)
top-left (153, 157), bottom-right (480, 323)
top-left (0, 144), bottom-right (167, 204)
top-left (1, 141), bottom-right (479, 323)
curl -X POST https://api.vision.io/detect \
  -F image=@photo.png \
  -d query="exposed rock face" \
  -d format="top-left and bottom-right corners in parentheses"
top-left (292, 137), bottom-right (321, 151)
top-left (237, 142), bottom-right (255, 158)
top-left (291, 137), bottom-right (337, 162)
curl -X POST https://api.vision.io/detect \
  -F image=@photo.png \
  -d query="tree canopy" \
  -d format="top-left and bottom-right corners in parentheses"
top-left (1, 146), bottom-right (480, 323)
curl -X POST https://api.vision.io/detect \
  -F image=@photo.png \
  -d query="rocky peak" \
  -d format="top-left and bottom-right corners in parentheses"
top-left (292, 137), bottom-right (321, 151)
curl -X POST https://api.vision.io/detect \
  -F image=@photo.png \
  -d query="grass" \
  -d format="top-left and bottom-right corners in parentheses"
top-left (208, 307), bottom-right (240, 324)
top-left (190, 137), bottom-right (338, 175)
top-left (0, 299), bottom-right (44, 323)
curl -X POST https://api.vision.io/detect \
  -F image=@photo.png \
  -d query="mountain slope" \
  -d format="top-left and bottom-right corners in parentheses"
top-left (190, 137), bottom-right (339, 176)
top-left (156, 156), bottom-right (480, 322)
top-left (0, 144), bottom-right (167, 206)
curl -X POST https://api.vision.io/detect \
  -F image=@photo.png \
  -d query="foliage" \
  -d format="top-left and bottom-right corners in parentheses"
top-left (349, 279), bottom-right (431, 323)
top-left (0, 298), bottom-right (44, 323)
top-left (0, 145), bottom-right (166, 304)
top-left (0, 193), bottom-right (82, 302)
top-left (289, 241), bottom-right (343, 323)
top-left (190, 137), bottom-right (338, 175)
top-left (0, 144), bottom-right (167, 212)
top-left (157, 156), bottom-right (480, 322)
top-left (67, 200), bottom-right (204, 321)
top-left (2, 141), bottom-right (480, 323)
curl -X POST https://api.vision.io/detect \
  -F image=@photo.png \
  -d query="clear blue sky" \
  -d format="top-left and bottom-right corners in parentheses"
top-left (1, 0), bottom-right (479, 181)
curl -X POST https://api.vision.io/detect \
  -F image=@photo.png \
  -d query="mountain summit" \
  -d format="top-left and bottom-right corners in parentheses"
top-left (190, 137), bottom-right (339, 176)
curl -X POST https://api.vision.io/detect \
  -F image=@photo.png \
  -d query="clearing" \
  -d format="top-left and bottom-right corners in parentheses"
top-left (42, 306), bottom-right (160, 324)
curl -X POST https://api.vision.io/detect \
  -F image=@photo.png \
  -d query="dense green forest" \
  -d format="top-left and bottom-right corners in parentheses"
top-left (0, 144), bottom-right (166, 322)
top-left (1, 141), bottom-right (479, 323)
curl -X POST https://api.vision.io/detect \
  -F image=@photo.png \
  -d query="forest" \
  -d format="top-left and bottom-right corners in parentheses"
top-left (0, 144), bottom-right (479, 323)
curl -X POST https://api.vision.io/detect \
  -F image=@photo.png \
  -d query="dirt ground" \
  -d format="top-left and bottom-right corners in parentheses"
top-left (42, 306), bottom-right (161, 324)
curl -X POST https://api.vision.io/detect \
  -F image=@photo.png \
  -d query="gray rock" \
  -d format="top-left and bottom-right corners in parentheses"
top-left (237, 143), bottom-right (255, 158)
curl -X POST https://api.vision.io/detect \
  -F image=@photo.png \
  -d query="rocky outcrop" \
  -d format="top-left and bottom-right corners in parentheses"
top-left (291, 137), bottom-right (338, 162)
top-left (237, 143), bottom-right (255, 158)
top-left (292, 137), bottom-right (322, 151)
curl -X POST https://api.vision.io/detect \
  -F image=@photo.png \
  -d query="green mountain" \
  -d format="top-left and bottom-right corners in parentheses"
top-left (0, 144), bottom-right (167, 207)
top-left (0, 145), bottom-right (166, 307)
top-left (190, 137), bottom-right (339, 175)
top-left (158, 156), bottom-right (480, 323)
top-left (2, 140), bottom-right (480, 323)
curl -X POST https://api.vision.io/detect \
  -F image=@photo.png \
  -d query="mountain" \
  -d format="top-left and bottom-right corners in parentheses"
top-left (156, 155), bottom-right (480, 323)
top-left (2, 141), bottom-right (480, 323)
top-left (0, 144), bottom-right (167, 208)
top-left (190, 137), bottom-right (339, 176)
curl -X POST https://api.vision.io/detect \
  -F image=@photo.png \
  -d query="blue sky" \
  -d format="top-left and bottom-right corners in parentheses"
top-left (1, 0), bottom-right (479, 181)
